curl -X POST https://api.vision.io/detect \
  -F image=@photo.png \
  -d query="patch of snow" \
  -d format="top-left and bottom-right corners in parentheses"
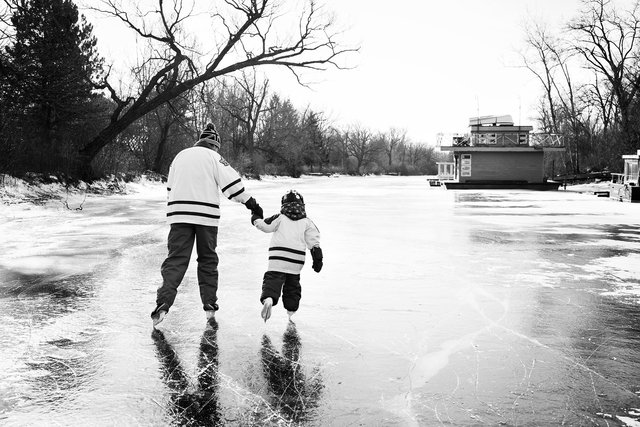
top-left (618, 416), bottom-right (640, 427)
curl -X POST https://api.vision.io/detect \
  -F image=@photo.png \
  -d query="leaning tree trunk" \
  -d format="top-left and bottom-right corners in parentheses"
top-left (152, 121), bottom-right (171, 174)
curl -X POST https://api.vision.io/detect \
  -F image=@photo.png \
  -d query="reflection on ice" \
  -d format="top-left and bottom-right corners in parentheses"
top-left (0, 268), bottom-right (95, 300)
top-left (152, 320), bottom-right (221, 425)
top-left (260, 322), bottom-right (323, 424)
top-left (150, 321), bottom-right (323, 426)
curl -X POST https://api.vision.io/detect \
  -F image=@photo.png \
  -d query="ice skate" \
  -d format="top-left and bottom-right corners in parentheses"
top-left (261, 298), bottom-right (273, 322)
top-left (151, 303), bottom-right (169, 328)
top-left (203, 303), bottom-right (218, 322)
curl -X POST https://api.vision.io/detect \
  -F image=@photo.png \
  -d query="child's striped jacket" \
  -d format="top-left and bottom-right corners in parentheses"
top-left (253, 214), bottom-right (321, 274)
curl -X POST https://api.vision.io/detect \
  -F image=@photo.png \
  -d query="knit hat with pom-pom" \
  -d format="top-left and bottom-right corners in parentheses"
top-left (197, 123), bottom-right (221, 150)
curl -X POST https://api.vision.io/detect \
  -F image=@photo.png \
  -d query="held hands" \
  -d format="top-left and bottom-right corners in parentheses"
top-left (244, 197), bottom-right (264, 220)
top-left (251, 213), bottom-right (262, 225)
top-left (311, 246), bottom-right (323, 273)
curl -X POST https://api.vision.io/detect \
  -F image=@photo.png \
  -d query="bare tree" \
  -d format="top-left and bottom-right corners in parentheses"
top-left (78, 0), bottom-right (357, 177)
top-left (120, 48), bottom-right (196, 174)
top-left (569, 0), bottom-right (640, 145)
top-left (586, 72), bottom-right (616, 134)
top-left (216, 70), bottom-right (270, 172)
top-left (0, 0), bottom-right (18, 48)
top-left (345, 125), bottom-right (377, 174)
top-left (521, 21), bottom-right (561, 133)
top-left (521, 16), bottom-right (612, 173)
top-left (384, 127), bottom-right (406, 167)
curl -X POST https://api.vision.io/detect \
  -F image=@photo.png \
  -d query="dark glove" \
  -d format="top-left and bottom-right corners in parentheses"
top-left (244, 197), bottom-right (263, 219)
top-left (251, 213), bottom-right (261, 225)
top-left (311, 246), bottom-right (323, 273)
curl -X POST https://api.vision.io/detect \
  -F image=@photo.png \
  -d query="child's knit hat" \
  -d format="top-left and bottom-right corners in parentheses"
top-left (281, 190), bottom-right (304, 205)
top-left (281, 190), bottom-right (306, 220)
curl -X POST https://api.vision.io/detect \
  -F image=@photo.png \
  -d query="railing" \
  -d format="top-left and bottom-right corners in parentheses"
top-left (529, 133), bottom-right (564, 148)
top-left (437, 162), bottom-right (456, 180)
top-left (612, 172), bottom-right (639, 186)
top-left (470, 133), bottom-right (528, 146)
top-left (611, 173), bottom-right (624, 184)
top-left (436, 133), bottom-right (468, 147)
top-left (439, 132), bottom-right (565, 148)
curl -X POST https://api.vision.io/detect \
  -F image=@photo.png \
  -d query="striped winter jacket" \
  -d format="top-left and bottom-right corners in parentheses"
top-left (166, 145), bottom-right (251, 226)
top-left (254, 214), bottom-right (321, 274)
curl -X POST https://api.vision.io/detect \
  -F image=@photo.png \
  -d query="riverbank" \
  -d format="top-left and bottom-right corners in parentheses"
top-left (1, 173), bottom-right (618, 206)
top-left (0, 174), bottom-right (133, 206)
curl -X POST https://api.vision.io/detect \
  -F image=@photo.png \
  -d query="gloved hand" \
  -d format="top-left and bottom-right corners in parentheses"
top-left (311, 246), bottom-right (323, 273)
top-left (251, 213), bottom-right (261, 225)
top-left (244, 197), bottom-right (263, 219)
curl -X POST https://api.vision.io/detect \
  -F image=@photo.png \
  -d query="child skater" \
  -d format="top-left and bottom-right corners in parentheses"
top-left (251, 190), bottom-right (323, 322)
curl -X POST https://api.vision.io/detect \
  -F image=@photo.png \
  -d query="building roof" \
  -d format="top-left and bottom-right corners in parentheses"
top-left (469, 125), bottom-right (533, 133)
top-left (469, 115), bottom-right (514, 126)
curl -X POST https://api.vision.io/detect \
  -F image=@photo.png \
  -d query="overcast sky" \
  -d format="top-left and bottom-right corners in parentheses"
top-left (268, 0), bottom-right (586, 143)
top-left (85, 0), bottom-right (588, 144)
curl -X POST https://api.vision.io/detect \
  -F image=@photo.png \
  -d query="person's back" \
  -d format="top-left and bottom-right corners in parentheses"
top-left (252, 190), bottom-right (323, 322)
top-left (167, 145), bottom-right (247, 226)
top-left (151, 123), bottom-right (263, 327)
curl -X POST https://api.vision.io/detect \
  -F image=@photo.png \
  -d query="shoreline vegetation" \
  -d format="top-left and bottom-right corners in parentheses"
top-left (0, 173), bottom-right (615, 207)
top-left (0, 173), bottom-right (155, 207)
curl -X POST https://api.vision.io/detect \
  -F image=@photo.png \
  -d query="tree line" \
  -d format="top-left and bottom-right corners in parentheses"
top-left (108, 71), bottom-right (439, 178)
top-left (522, 0), bottom-right (640, 176)
top-left (0, 0), bottom-right (439, 181)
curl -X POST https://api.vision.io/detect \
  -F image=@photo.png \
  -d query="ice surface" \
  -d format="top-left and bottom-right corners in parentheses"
top-left (1, 176), bottom-right (640, 426)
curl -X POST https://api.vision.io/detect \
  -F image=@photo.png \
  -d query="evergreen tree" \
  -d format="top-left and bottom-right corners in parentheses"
top-left (300, 111), bottom-right (325, 172)
top-left (259, 95), bottom-right (303, 176)
top-left (2, 0), bottom-right (103, 174)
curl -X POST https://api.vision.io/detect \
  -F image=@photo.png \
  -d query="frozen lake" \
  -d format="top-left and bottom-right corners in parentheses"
top-left (1, 175), bottom-right (639, 426)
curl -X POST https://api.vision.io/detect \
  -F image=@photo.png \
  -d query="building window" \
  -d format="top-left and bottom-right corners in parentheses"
top-left (461, 154), bottom-right (472, 177)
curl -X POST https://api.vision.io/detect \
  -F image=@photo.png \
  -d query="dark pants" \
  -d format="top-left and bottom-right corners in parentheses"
top-left (157, 223), bottom-right (219, 309)
top-left (260, 271), bottom-right (302, 312)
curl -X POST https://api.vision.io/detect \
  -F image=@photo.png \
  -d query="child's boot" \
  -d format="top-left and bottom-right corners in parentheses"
top-left (287, 310), bottom-right (296, 322)
top-left (261, 298), bottom-right (273, 322)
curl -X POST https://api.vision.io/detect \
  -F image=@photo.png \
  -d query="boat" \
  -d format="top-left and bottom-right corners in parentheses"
top-left (609, 150), bottom-right (640, 202)
top-left (437, 115), bottom-right (565, 190)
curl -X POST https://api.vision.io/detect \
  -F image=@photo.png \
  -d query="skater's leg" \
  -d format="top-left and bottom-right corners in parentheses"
top-left (261, 271), bottom-right (285, 305)
top-left (260, 271), bottom-right (285, 322)
top-left (195, 226), bottom-right (219, 316)
top-left (282, 274), bottom-right (301, 316)
top-left (157, 224), bottom-right (196, 308)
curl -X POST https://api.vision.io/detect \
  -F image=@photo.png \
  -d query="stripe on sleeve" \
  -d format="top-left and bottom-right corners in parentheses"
top-left (228, 187), bottom-right (245, 199)
top-left (221, 178), bottom-right (241, 193)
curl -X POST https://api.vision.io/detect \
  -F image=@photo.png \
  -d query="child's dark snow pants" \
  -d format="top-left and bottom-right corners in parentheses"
top-left (261, 271), bottom-right (302, 312)
top-left (157, 223), bottom-right (219, 309)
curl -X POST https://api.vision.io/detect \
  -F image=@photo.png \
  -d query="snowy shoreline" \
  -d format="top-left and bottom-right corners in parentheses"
top-left (0, 173), bottom-right (615, 208)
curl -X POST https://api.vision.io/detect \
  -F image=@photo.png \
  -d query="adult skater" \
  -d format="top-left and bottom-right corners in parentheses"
top-left (151, 123), bottom-right (263, 327)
